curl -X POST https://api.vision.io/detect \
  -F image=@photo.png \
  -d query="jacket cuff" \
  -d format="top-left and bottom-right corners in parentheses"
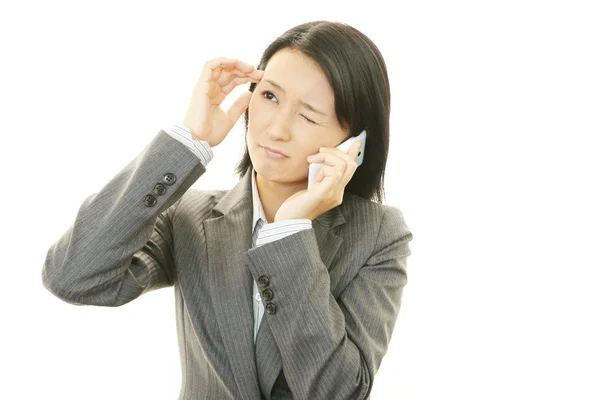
top-left (162, 123), bottom-right (213, 166)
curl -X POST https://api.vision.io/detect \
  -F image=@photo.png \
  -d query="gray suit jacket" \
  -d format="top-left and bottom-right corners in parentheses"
top-left (42, 129), bottom-right (413, 400)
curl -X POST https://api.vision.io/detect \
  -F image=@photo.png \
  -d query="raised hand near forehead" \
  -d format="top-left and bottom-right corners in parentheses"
top-left (183, 57), bottom-right (264, 147)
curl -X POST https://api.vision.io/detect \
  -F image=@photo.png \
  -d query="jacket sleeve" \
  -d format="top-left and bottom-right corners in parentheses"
top-left (245, 205), bottom-right (413, 399)
top-left (42, 129), bottom-right (209, 307)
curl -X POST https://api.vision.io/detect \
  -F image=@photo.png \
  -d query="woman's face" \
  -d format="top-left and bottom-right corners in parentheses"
top-left (247, 48), bottom-right (348, 185)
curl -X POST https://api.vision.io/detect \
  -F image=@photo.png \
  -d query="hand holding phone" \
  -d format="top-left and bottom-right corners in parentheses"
top-left (308, 129), bottom-right (367, 189)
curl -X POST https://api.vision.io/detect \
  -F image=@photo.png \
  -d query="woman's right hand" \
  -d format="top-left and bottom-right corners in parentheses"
top-left (183, 57), bottom-right (264, 147)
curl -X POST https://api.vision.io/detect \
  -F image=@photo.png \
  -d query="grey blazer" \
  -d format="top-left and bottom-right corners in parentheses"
top-left (42, 129), bottom-right (413, 400)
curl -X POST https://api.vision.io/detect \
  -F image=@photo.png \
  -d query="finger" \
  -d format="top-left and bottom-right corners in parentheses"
top-left (222, 76), bottom-right (250, 94)
top-left (215, 66), bottom-right (264, 86)
top-left (317, 164), bottom-right (344, 184)
top-left (209, 66), bottom-right (261, 105)
top-left (206, 57), bottom-right (239, 70)
top-left (342, 142), bottom-right (361, 181)
top-left (317, 143), bottom-right (360, 158)
top-left (229, 59), bottom-right (255, 73)
top-left (318, 143), bottom-right (361, 167)
top-left (307, 151), bottom-right (348, 170)
top-left (216, 70), bottom-right (250, 90)
top-left (212, 77), bottom-right (251, 104)
top-left (212, 65), bottom-right (263, 82)
top-left (206, 57), bottom-right (255, 75)
top-left (306, 152), bottom-right (341, 166)
top-left (202, 57), bottom-right (238, 82)
top-left (215, 69), bottom-right (248, 87)
top-left (226, 91), bottom-right (253, 125)
top-left (247, 68), bottom-right (264, 80)
top-left (201, 58), bottom-right (258, 85)
top-left (308, 154), bottom-right (347, 182)
top-left (315, 143), bottom-right (360, 185)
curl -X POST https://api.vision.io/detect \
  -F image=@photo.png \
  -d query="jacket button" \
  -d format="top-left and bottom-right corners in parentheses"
top-left (163, 173), bottom-right (177, 185)
top-left (258, 275), bottom-right (270, 288)
top-left (152, 182), bottom-right (166, 196)
top-left (262, 289), bottom-right (273, 301)
top-left (265, 303), bottom-right (277, 315)
top-left (143, 194), bottom-right (157, 207)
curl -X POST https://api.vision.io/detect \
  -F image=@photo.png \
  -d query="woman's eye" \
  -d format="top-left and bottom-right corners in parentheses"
top-left (261, 90), bottom-right (317, 125)
top-left (301, 115), bottom-right (317, 124)
top-left (261, 90), bottom-right (277, 102)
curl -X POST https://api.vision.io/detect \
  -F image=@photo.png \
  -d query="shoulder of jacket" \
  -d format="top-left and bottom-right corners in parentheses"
top-left (341, 193), bottom-right (410, 232)
top-left (341, 192), bottom-right (388, 218)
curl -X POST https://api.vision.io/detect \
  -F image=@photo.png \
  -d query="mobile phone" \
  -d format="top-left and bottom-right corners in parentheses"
top-left (308, 129), bottom-right (367, 189)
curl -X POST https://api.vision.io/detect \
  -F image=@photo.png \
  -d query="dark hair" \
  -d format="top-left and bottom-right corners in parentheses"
top-left (235, 20), bottom-right (391, 204)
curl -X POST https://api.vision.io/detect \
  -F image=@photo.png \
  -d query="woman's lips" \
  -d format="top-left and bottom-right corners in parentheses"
top-left (261, 146), bottom-right (288, 159)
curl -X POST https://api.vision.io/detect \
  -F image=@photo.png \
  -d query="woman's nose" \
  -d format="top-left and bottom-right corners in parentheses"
top-left (265, 112), bottom-right (292, 141)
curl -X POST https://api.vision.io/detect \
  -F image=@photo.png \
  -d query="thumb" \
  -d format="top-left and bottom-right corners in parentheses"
top-left (226, 91), bottom-right (252, 125)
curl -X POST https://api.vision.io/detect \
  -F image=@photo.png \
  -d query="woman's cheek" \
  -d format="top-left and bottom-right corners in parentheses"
top-left (248, 101), bottom-right (270, 129)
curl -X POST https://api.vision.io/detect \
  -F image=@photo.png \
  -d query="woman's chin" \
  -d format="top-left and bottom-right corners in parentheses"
top-left (254, 163), bottom-right (307, 184)
top-left (249, 150), bottom-right (308, 182)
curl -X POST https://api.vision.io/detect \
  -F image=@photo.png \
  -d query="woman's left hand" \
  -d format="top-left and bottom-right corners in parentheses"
top-left (274, 141), bottom-right (362, 222)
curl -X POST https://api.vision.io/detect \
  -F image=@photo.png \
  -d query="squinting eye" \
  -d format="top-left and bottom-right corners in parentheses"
top-left (260, 90), bottom-right (317, 125)
top-left (302, 115), bottom-right (317, 124)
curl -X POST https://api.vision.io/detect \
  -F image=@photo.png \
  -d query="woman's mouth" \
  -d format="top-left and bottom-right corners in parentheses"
top-left (261, 146), bottom-right (288, 159)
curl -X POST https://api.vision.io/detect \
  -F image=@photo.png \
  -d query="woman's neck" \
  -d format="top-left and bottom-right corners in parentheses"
top-left (255, 171), bottom-right (306, 223)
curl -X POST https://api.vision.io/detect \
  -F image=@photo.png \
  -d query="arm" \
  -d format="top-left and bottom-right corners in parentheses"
top-left (245, 206), bottom-right (413, 399)
top-left (42, 126), bottom-right (213, 307)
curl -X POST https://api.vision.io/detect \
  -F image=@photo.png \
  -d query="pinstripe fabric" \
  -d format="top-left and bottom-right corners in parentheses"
top-left (42, 127), bottom-right (413, 399)
top-left (162, 123), bottom-right (313, 344)
top-left (250, 168), bottom-right (313, 343)
top-left (162, 123), bottom-right (214, 165)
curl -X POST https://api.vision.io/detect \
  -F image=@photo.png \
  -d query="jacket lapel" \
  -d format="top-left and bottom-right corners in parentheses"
top-left (204, 167), bottom-right (347, 399)
top-left (204, 168), bottom-right (261, 400)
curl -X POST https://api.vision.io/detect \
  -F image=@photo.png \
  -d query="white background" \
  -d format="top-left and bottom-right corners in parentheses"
top-left (1, 0), bottom-right (599, 399)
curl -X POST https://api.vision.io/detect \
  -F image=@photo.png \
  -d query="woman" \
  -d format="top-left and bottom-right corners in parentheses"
top-left (42, 20), bottom-right (413, 400)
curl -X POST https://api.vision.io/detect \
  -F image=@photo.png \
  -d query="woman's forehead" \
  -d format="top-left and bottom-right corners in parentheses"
top-left (262, 49), bottom-right (334, 108)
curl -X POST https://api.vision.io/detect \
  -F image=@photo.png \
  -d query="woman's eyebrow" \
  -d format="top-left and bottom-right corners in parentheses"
top-left (264, 78), bottom-right (327, 116)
